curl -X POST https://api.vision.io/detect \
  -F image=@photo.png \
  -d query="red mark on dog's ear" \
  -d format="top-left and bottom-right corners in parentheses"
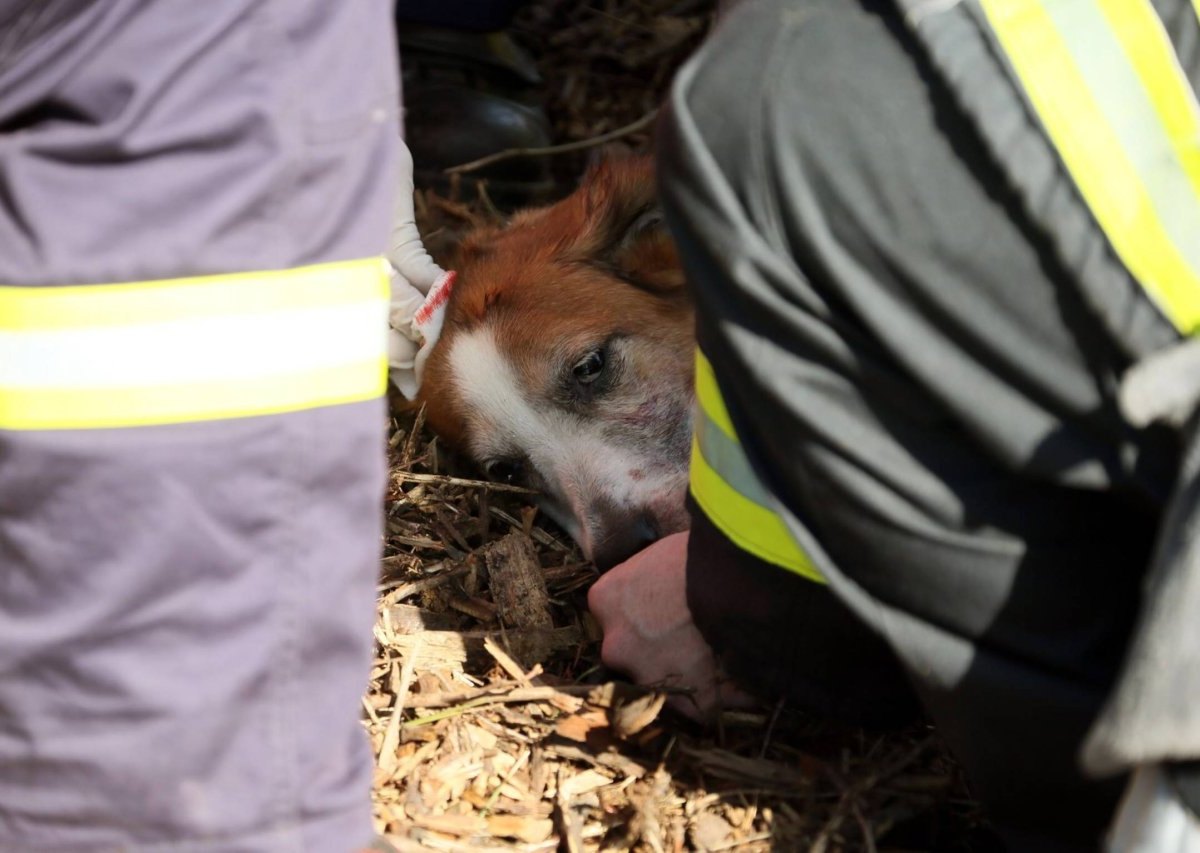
top-left (628, 468), bottom-right (646, 481)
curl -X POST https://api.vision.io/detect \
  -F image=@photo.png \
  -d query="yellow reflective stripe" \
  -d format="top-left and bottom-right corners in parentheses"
top-left (690, 348), bottom-right (824, 583)
top-left (0, 360), bottom-right (386, 431)
top-left (978, 0), bottom-right (1200, 333)
top-left (0, 258), bottom-right (389, 430)
top-left (0, 257), bottom-right (389, 331)
top-left (690, 438), bottom-right (825, 583)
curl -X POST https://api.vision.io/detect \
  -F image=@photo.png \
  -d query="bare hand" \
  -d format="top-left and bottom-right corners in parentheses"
top-left (587, 531), bottom-right (752, 720)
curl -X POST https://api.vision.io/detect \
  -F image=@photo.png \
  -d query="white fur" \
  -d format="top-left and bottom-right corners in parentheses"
top-left (447, 327), bottom-right (688, 559)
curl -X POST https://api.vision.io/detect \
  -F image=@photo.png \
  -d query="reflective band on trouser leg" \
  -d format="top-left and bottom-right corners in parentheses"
top-left (0, 257), bottom-right (391, 430)
top-left (690, 348), bottom-right (825, 584)
top-left (976, 0), bottom-right (1200, 333)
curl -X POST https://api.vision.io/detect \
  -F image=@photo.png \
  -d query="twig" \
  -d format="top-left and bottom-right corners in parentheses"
top-left (475, 179), bottom-right (503, 222)
top-left (388, 534), bottom-right (447, 552)
top-left (482, 746), bottom-right (531, 816)
top-left (448, 594), bottom-right (497, 622)
top-left (404, 682), bottom-right (591, 726)
top-left (399, 404), bottom-right (426, 470)
top-left (377, 653), bottom-right (413, 775)
top-left (759, 697), bottom-right (786, 760)
top-left (849, 797), bottom-right (878, 853)
top-left (405, 696), bottom-right (513, 727)
top-left (376, 634), bottom-right (422, 774)
top-left (445, 110), bottom-right (659, 175)
top-left (388, 565), bottom-right (472, 601)
top-left (556, 766), bottom-right (586, 853)
top-left (404, 679), bottom-right (684, 711)
top-left (808, 787), bottom-right (852, 853)
top-left (485, 635), bottom-right (534, 687)
top-left (427, 193), bottom-right (486, 227)
top-left (378, 560), bottom-right (446, 589)
top-left (380, 553), bottom-right (422, 570)
top-left (393, 470), bottom-right (539, 495)
top-left (361, 694), bottom-right (381, 726)
top-left (394, 637), bottom-right (420, 720)
top-left (873, 735), bottom-right (936, 783)
top-left (488, 506), bottom-right (573, 552)
top-left (710, 832), bottom-right (773, 852)
top-left (405, 683), bottom-right (593, 713)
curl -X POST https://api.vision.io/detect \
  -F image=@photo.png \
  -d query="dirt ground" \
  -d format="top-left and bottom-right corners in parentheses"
top-left (369, 3), bottom-right (989, 850)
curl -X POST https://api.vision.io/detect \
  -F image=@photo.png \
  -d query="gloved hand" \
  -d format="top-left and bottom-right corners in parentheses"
top-left (388, 140), bottom-right (456, 399)
top-left (1107, 763), bottom-right (1200, 852)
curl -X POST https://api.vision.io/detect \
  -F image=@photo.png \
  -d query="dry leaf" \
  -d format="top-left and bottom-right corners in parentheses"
top-left (554, 708), bottom-right (609, 743)
top-left (610, 691), bottom-right (666, 739)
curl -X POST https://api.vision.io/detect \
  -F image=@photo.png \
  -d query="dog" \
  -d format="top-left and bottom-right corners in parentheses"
top-left (417, 156), bottom-right (695, 569)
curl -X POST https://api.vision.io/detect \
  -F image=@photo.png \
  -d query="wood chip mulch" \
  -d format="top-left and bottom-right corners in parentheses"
top-left (369, 407), bottom-right (984, 852)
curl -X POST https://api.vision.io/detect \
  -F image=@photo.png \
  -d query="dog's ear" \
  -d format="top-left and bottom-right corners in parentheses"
top-left (572, 156), bottom-right (685, 294)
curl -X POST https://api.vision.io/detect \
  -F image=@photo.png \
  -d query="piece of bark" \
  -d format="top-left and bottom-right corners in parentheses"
top-left (482, 532), bottom-right (554, 630)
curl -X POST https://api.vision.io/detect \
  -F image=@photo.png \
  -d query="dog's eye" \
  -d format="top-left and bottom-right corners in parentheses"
top-left (572, 349), bottom-right (605, 384)
top-left (484, 458), bottom-right (525, 485)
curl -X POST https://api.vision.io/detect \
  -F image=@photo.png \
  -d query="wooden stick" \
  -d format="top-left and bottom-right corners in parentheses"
top-left (393, 470), bottom-right (539, 495)
top-left (445, 111), bottom-right (658, 176)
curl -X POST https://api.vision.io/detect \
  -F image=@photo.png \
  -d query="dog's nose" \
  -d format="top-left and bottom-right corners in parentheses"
top-left (590, 510), bottom-right (659, 572)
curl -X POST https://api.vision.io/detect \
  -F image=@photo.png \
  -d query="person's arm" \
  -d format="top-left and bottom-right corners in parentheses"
top-left (589, 483), bottom-right (920, 727)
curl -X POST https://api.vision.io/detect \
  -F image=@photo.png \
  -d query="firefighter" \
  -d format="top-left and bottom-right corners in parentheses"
top-left (590, 0), bottom-right (1200, 849)
top-left (0, 1), bottom-right (440, 849)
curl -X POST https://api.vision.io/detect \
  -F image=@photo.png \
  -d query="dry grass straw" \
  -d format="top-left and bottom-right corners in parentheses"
top-left (371, 2), bottom-right (984, 849)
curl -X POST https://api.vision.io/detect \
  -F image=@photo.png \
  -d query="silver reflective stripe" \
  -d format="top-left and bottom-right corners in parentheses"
top-left (694, 405), bottom-right (775, 508)
top-left (1039, 0), bottom-right (1200, 282)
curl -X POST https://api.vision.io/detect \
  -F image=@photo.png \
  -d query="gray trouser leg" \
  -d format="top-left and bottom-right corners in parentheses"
top-left (0, 1), bottom-right (398, 849)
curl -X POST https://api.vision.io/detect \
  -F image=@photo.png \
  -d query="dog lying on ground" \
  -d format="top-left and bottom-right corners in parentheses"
top-left (417, 157), bottom-right (695, 569)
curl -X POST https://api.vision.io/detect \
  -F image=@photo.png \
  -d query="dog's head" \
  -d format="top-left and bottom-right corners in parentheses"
top-left (418, 157), bottom-right (694, 569)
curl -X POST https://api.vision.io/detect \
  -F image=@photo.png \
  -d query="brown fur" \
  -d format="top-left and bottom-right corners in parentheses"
top-left (421, 156), bottom-right (690, 442)
top-left (417, 156), bottom-right (696, 568)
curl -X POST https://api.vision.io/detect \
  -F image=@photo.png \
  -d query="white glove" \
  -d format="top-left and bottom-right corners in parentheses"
top-left (1107, 764), bottom-right (1200, 852)
top-left (388, 141), bottom-right (456, 398)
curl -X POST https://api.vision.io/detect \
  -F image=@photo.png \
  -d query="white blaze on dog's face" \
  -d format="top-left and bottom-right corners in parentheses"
top-left (419, 157), bottom-right (695, 569)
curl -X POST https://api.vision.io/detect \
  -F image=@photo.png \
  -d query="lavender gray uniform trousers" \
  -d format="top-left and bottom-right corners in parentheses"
top-left (0, 1), bottom-right (399, 849)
